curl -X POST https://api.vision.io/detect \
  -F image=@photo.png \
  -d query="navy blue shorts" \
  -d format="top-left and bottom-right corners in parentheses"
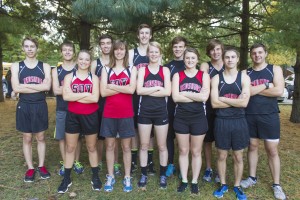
top-left (214, 117), bottom-right (250, 151)
top-left (246, 113), bottom-right (280, 140)
top-left (138, 115), bottom-right (169, 126)
top-left (65, 110), bottom-right (99, 135)
top-left (174, 116), bottom-right (208, 136)
top-left (16, 101), bottom-right (48, 133)
top-left (100, 118), bottom-right (135, 139)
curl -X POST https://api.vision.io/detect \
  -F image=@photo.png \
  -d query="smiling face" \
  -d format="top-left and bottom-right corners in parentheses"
top-left (184, 51), bottom-right (198, 69)
top-left (250, 47), bottom-right (267, 65)
top-left (209, 44), bottom-right (223, 61)
top-left (223, 50), bottom-right (239, 69)
top-left (100, 38), bottom-right (112, 55)
top-left (138, 27), bottom-right (152, 45)
top-left (114, 45), bottom-right (126, 61)
top-left (22, 40), bottom-right (38, 58)
top-left (61, 45), bottom-right (74, 62)
top-left (77, 51), bottom-right (91, 70)
top-left (173, 41), bottom-right (186, 60)
top-left (148, 45), bottom-right (161, 64)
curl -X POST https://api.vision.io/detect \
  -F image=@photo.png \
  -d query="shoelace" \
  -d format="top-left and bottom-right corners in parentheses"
top-left (124, 177), bottom-right (131, 187)
top-left (106, 175), bottom-right (114, 186)
top-left (160, 176), bottom-right (167, 184)
top-left (74, 161), bottom-right (83, 168)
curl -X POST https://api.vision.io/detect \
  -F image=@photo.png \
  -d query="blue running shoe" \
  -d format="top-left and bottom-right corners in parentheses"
top-left (104, 175), bottom-right (116, 192)
top-left (137, 174), bottom-right (148, 188)
top-left (166, 164), bottom-right (176, 177)
top-left (213, 184), bottom-right (228, 198)
top-left (73, 161), bottom-right (84, 174)
top-left (203, 168), bottom-right (213, 182)
top-left (123, 177), bottom-right (133, 192)
top-left (58, 161), bottom-right (65, 176)
top-left (233, 186), bottom-right (247, 200)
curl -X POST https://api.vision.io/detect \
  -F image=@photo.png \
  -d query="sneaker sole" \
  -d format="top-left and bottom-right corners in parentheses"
top-left (58, 182), bottom-right (72, 194)
top-left (123, 188), bottom-right (133, 192)
top-left (40, 176), bottom-right (51, 180)
top-left (24, 179), bottom-right (34, 183)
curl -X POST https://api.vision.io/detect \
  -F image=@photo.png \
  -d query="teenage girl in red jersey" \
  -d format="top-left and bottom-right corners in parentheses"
top-left (100, 40), bottom-right (137, 192)
top-left (57, 50), bottom-right (101, 193)
top-left (136, 41), bottom-right (171, 189)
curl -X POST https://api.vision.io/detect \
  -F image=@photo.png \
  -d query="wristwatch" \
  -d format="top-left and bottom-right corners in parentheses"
top-left (264, 82), bottom-right (269, 89)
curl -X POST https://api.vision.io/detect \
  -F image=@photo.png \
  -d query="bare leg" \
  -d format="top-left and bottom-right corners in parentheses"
top-left (204, 142), bottom-right (213, 169)
top-left (85, 134), bottom-right (98, 167)
top-left (176, 133), bottom-right (190, 182)
top-left (75, 137), bottom-right (82, 161)
top-left (121, 138), bottom-right (132, 177)
top-left (23, 133), bottom-right (34, 169)
top-left (191, 135), bottom-right (205, 183)
top-left (35, 131), bottom-right (46, 167)
top-left (105, 138), bottom-right (116, 176)
top-left (154, 124), bottom-right (168, 166)
top-left (247, 138), bottom-right (260, 177)
top-left (138, 124), bottom-right (152, 167)
top-left (232, 149), bottom-right (244, 186)
top-left (217, 149), bottom-right (228, 185)
top-left (59, 139), bottom-right (66, 162)
top-left (264, 140), bottom-right (281, 184)
top-left (97, 139), bottom-right (104, 164)
top-left (65, 133), bottom-right (80, 168)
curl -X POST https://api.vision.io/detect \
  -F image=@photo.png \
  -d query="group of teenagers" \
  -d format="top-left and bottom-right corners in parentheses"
top-left (11, 23), bottom-right (287, 200)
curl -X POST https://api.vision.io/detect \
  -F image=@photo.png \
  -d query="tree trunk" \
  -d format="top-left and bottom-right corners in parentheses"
top-left (239, 0), bottom-right (249, 70)
top-left (290, 50), bottom-right (300, 123)
top-left (0, 42), bottom-right (4, 102)
top-left (79, 20), bottom-right (91, 50)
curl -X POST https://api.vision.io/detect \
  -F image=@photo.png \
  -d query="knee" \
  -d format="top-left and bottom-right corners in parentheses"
top-left (35, 134), bottom-right (45, 143)
top-left (266, 147), bottom-right (279, 158)
top-left (122, 145), bottom-right (131, 153)
top-left (179, 147), bottom-right (189, 156)
top-left (249, 142), bottom-right (259, 151)
top-left (233, 154), bottom-right (243, 164)
top-left (87, 144), bottom-right (97, 153)
top-left (140, 143), bottom-right (149, 151)
top-left (218, 153), bottom-right (227, 161)
top-left (66, 144), bottom-right (76, 153)
top-left (23, 135), bottom-right (32, 144)
top-left (191, 149), bottom-right (201, 157)
top-left (157, 144), bottom-right (167, 152)
top-left (106, 143), bottom-right (115, 152)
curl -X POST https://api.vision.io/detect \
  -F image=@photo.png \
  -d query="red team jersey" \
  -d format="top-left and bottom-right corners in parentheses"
top-left (68, 71), bottom-right (99, 115)
top-left (103, 66), bottom-right (134, 118)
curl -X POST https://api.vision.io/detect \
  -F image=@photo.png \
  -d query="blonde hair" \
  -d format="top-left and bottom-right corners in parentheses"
top-left (147, 41), bottom-right (162, 55)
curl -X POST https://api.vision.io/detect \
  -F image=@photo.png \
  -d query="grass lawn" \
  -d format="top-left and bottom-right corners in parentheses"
top-left (0, 98), bottom-right (299, 200)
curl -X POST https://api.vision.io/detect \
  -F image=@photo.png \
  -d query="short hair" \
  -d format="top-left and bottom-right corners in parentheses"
top-left (108, 40), bottom-right (129, 68)
top-left (98, 34), bottom-right (113, 44)
top-left (206, 39), bottom-right (224, 57)
top-left (183, 47), bottom-right (200, 60)
top-left (171, 36), bottom-right (188, 47)
top-left (60, 40), bottom-right (75, 52)
top-left (250, 43), bottom-right (267, 53)
top-left (137, 23), bottom-right (152, 35)
top-left (222, 47), bottom-right (240, 65)
top-left (147, 41), bottom-right (162, 55)
top-left (22, 36), bottom-right (38, 49)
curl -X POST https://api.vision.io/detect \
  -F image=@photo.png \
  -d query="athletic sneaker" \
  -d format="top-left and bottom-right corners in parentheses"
top-left (73, 161), bottom-right (84, 174)
top-left (91, 176), bottom-right (102, 191)
top-left (240, 177), bottom-right (257, 188)
top-left (24, 169), bottom-right (35, 182)
top-left (137, 174), bottom-right (148, 188)
top-left (58, 161), bottom-right (65, 176)
top-left (191, 183), bottom-right (199, 195)
top-left (57, 178), bottom-right (72, 193)
top-left (272, 185), bottom-right (286, 200)
top-left (166, 164), bottom-right (176, 177)
top-left (159, 175), bottom-right (167, 189)
top-left (114, 163), bottom-right (122, 176)
top-left (131, 162), bottom-right (137, 173)
top-left (177, 182), bottom-right (188, 193)
top-left (147, 162), bottom-right (156, 175)
top-left (233, 186), bottom-right (247, 200)
top-left (213, 184), bottom-right (229, 198)
top-left (104, 175), bottom-right (115, 192)
top-left (203, 168), bottom-right (213, 182)
top-left (123, 177), bottom-right (133, 192)
top-left (37, 166), bottom-right (51, 179)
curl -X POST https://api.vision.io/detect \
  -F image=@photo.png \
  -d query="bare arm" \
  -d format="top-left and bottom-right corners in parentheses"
top-left (200, 62), bottom-right (209, 73)
top-left (136, 67), bottom-right (161, 95)
top-left (11, 62), bottom-right (40, 93)
top-left (78, 75), bottom-right (100, 103)
top-left (218, 72), bottom-right (250, 108)
top-left (100, 67), bottom-right (119, 97)
top-left (180, 72), bottom-right (210, 102)
top-left (128, 49), bottom-right (134, 66)
top-left (150, 67), bottom-right (171, 97)
top-left (24, 63), bottom-right (51, 92)
top-left (107, 67), bottom-right (137, 94)
top-left (259, 65), bottom-right (284, 97)
top-left (52, 67), bottom-right (62, 95)
top-left (62, 74), bottom-right (90, 101)
top-left (210, 75), bottom-right (231, 108)
top-left (90, 60), bottom-right (97, 74)
top-left (171, 73), bottom-right (193, 103)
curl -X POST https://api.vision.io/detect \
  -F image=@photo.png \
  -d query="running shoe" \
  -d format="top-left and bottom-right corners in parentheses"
top-left (73, 161), bottom-right (84, 174)
top-left (123, 177), bottom-right (133, 192)
top-left (58, 161), bottom-right (65, 176)
top-left (177, 182), bottom-right (188, 193)
top-left (24, 169), bottom-right (35, 183)
top-left (233, 186), bottom-right (247, 200)
top-left (57, 178), bottom-right (72, 193)
top-left (203, 168), bottom-right (213, 182)
top-left (159, 175), bottom-right (167, 189)
top-left (272, 185), bottom-right (287, 200)
top-left (137, 174), bottom-right (148, 188)
top-left (213, 184), bottom-right (228, 198)
top-left (104, 175), bottom-right (115, 192)
top-left (91, 176), bottom-right (102, 191)
top-left (166, 164), bottom-right (176, 177)
top-left (37, 166), bottom-right (51, 179)
top-left (114, 163), bottom-right (122, 176)
top-left (240, 177), bottom-right (257, 189)
top-left (191, 183), bottom-right (199, 195)
top-left (147, 162), bottom-right (156, 176)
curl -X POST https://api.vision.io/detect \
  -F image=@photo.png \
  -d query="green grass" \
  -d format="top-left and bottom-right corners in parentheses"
top-left (0, 99), bottom-right (299, 199)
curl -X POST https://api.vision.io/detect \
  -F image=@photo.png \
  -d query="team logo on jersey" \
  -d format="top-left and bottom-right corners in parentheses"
top-left (251, 79), bottom-right (269, 86)
top-left (180, 83), bottom-right (201, 92)
top-left (23, 76), bottom-right (43, 84)
top-left (72, 84), bottom-right (92, 93)
top-left (136, 63), bottom-right (148, 70)
top-left (223, 93), bottom-right (239, 99)
top-left (144, 80), bottom-right (163, 87)
top-left (111, 78), bottom-right (129, 86)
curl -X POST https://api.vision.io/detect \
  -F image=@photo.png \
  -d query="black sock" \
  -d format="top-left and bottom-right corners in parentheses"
top-left (64, 168), bottom-right (72, 180)
top-left (273, 183), bottom-right (280, 187)
top-left (91, 167), bottom-right (99, 178)
top-left (167, 132), bottom-right (175, 164)
top-left (147, 149), bottom-right (154, 164)
top-left (249, 176), bottom-right (257, 181)
top-left (141, 166), bottom-right (148, 176)
top-left (131, 149), bottom-right (138, 165)
top-left (160, 165), bottom-right (167, 176)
